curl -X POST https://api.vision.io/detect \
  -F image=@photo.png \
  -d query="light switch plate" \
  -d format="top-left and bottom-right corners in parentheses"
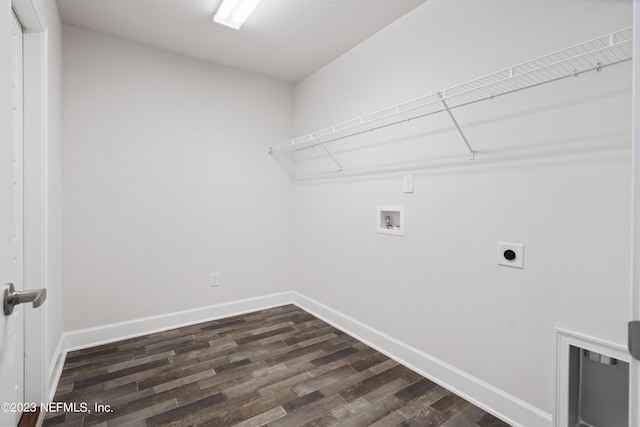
top-left (497, 242), bottom-right (524, 269)
top-left (403, 175), bottom-right (413, 193)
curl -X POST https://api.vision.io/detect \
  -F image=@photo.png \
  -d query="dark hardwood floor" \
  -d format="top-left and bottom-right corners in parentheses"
top-left (18, 409), bottom-right (40, 427)
top-left (43, 305), bottom-right (510, 427)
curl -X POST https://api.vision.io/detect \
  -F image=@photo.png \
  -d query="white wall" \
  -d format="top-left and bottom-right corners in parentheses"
top-left (62, 26), bottom-right (293, 331)
top-left (293, 0), bottom-right (632, 416)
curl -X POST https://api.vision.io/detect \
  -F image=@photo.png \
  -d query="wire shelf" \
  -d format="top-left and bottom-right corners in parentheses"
top-left (270, 27), bottom-right (632, 154)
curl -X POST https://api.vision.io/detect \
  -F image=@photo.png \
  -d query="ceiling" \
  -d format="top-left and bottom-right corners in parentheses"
top-left (55, 0), bottom-right (427, 83)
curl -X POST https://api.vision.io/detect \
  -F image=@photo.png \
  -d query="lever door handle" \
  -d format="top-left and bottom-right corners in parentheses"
top-left (3, 283), bottom-right (47, 315)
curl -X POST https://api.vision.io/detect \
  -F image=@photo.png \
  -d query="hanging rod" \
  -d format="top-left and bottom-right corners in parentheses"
top-left (270, 27), bottom-right (633, 157)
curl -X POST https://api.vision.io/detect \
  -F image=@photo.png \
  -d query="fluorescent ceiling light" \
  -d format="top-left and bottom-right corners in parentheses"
top-left (214, 0), bottom-right (263, 30)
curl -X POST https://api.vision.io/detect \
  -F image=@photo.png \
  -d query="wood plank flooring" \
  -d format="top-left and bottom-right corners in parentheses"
top-left (43, 305), bottom-right (510, 427)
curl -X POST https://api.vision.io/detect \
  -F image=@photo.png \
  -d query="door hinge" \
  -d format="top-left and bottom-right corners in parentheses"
top-left (630, 321), bottom-right (640, 361)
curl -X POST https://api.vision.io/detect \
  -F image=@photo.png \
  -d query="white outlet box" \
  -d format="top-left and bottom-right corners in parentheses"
top-left (497, 242), bottom-right (524, 269)
top-left (377, 206), bottom-right (405, 236)
top-left (210, 272), bottom-right (220, 287)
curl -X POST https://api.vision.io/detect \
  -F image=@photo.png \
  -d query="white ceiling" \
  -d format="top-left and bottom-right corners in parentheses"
top-left (55, 0), bottom-right (427, 83)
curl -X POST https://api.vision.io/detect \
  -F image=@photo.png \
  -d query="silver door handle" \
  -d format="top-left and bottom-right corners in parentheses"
top-left (3, 283), bottom-right (47, 315)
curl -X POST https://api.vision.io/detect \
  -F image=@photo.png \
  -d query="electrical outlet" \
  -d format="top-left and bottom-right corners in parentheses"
top-left (497, 242), bottom-right (524, 269)
top-left (210, 272), bottom-right (220, 287)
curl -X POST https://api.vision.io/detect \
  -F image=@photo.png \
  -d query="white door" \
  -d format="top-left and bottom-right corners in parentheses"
top-left (0, 10), bottom-right (25, 427)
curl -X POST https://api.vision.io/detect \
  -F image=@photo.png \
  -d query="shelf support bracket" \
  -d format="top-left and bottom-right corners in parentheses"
top-left (314, 134), bottom-right (344, 173)
top-left (438, 92), bottom-right (475, 160)
top-left (268, 148), bottom-right (293, 182)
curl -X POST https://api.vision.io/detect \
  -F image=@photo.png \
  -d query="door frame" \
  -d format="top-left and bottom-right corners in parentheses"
top-left (632, 0), bottom-right (640, 426)
top-left (11, 0), bottom-right (49, 407)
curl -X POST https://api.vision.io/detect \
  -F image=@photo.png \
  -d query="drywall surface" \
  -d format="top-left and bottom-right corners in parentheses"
top-left (293, 0), bottom-right (632, 414)
top-left (63, 26), bottom-right (293, 330)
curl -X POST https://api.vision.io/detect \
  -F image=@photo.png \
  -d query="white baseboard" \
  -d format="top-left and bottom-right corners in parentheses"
top-left (62, 292), bottom-right (293, 352)
top-left (49, 290), bottom-right (551, 427)
top-left (38, 335), bottom-right (67, 427)
top-left (292, 291), bottom-right (552, 427)
top-left (48, 334), bottom-right (66, 400)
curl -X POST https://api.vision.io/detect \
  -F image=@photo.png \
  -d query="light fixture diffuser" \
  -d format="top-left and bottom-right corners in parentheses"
top-left (214, 0), bottom-right (263, 30)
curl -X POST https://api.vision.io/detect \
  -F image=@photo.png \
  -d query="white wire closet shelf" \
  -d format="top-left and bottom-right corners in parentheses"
top-left (269, 27), bottom-right (633, 166)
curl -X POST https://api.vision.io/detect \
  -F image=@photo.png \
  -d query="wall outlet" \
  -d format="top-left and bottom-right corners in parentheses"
top-left (497, 242), bottom-right (524, 269)
top-left (210, 272), bottom-right (220, 287)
